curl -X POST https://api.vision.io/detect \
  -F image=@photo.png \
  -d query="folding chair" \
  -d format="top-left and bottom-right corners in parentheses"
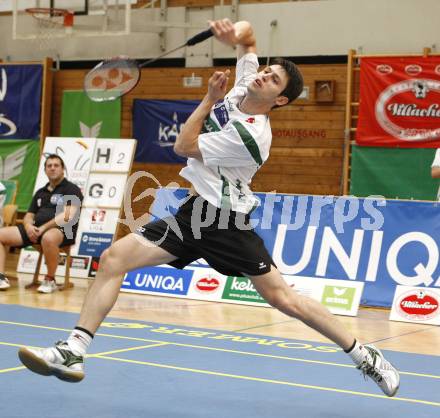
top-left (25, 244), bottom-right (74, 291)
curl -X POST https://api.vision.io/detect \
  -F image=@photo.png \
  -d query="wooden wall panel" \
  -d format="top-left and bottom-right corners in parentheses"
top-left (135, 0), bottom-right (319, 8)
top-left (52, 62), bottom-right (346, 237)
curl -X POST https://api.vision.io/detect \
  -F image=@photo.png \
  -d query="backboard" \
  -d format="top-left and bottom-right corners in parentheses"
top-left (11, 0), bottom-right (135, 41)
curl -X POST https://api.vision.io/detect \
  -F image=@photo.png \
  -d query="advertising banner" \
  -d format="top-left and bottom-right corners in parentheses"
top-left (122, 264), bottom-right (363, 316)
top-left (132, 99), bottom-right (199, 163)
top-left (121, 188), bottom-right (440, 308)
top-left (0, 65), bottom-right (42, 139)
top-left (390, 285), bottom-right (440, 325)
top-left (71, 207), bottom-right (120, 255)
top-left (350, 146), bottom-right (438, 200)
top-left (83, 173), bottom-right (128, 208)
top-left (17, 137), bottom-right (136, 278)
top-left (122, 265), bottom-right (194, 297)
top-left (91, 139), bottom-right (136, 172)
top-left (35, 137), bottom-right (97, 194)
top-left (0, 139), bottom-right (39, 210)
top-left (356, 56), bottom-right (440, 147)
top-left (60, 91), bottom-right (121, 138)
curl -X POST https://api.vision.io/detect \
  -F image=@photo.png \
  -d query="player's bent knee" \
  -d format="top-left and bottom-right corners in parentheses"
top-left (98, 246), bottom-right (126, 276)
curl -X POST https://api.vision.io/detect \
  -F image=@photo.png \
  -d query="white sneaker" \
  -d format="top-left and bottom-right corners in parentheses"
top-left (0, 277), bottom-right (10, 290)
top-left (18, 341), bottom-right (84, 383)
top-left (37, 279), bottom-right (58, 294)
top-left (358, 344), bottom-right (400, 397)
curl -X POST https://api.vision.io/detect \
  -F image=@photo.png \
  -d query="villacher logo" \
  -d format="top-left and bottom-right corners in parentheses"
top-left (375, 79), bottom-right (440, 141)
top-left (375, 64), bottom-right (393, 75)
top-left (397, 290), bottom-right (439, 321)
top-left (195, 277), bottom-right (220, 293)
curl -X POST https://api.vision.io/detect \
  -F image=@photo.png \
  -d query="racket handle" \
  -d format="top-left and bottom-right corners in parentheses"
top-left (186, 28), bottom-right (214, 46)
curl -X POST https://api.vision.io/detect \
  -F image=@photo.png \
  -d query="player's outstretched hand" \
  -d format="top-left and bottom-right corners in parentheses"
top-left (207, 70), bottom-right (231, 103)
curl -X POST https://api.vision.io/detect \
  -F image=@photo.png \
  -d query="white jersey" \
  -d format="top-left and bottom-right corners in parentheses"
top-left (179, 53), bottom-right (272, 214)
top-left (431, 148), bottom-right (440, 201)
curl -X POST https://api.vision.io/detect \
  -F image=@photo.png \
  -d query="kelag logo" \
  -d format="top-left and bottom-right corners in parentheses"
top-left (122, 266), bottom-right (193, 295)
top-left (222, 276), bottom-right (266, 304)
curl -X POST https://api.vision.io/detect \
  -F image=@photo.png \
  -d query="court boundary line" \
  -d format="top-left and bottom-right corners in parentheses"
top-left (2, 340), bottom-right (439, 407)
top-left (92, 354), bottom-right (440, 408)
top-left (1, 319), bottom-right (439, 380)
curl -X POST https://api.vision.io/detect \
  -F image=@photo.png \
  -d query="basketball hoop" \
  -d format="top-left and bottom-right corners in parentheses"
top-left (25, 7), bottom-right (74, 50)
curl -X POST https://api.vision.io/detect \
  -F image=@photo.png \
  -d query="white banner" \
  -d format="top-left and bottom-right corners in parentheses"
top-left (17, 137), bottom-right (136, 279)
top-left (121, 263), bottom-right (364, 317)
top-left (92, 139), bottom-right (136, 172)
top-left (84, 173), bottom-right (128, 208)
top-left (390, 285), bottom-right (440, 325)
top-left (36, 137), bottom-right (97, 195)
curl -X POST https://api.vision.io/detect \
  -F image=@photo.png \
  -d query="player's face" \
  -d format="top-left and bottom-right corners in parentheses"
top-left (44, 158), bottom-right (64, 182)
top-left (247, 64), bottom-right (289, 106)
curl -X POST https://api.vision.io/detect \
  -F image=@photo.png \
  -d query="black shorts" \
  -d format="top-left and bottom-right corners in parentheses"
top-left (17, 224), bottom-right (76, 248)
top-left (137, 196), bottom-right (275, 277)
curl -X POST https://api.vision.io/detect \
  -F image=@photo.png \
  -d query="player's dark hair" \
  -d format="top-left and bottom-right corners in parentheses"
top-left (271, 58), bottom-right (304, 108)
top-left (44, 154), bottom-right (65, 169)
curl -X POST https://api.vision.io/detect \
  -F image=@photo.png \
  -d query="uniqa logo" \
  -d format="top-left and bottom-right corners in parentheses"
top-left (398, 290), bottom-right (439, 321)
top-left (134, 274), bottom-right (184, 291)
top-left (272, 227), bottom-right (440, 287)
top-left (375, 79), bottom-right (440, 141)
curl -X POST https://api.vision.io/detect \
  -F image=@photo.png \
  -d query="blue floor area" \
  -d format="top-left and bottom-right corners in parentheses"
top-left (1, 304), bottom-right (439, 418)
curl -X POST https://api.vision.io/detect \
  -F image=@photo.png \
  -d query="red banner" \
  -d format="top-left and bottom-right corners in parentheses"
top-left (356, 56), bottom-right (440, 147)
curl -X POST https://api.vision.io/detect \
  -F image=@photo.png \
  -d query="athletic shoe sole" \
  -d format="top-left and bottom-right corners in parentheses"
top-left (364, 345), bottom-right (400, 397)
top-left (18, 347), bottom-right (84, 383)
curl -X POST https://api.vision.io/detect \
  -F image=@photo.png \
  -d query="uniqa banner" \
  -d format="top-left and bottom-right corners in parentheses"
top-left (356, 56), bottom-right (440, 147)
top-left (0, 65), bottom-right (42, 139)
top-left (122, 188), bottom-right (440, 308)
top-left (132, 99), bottom-right (199, 163)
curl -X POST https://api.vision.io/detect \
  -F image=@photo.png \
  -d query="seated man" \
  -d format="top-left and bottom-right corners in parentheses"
top-left (0, 154), bottom-right (83, 293)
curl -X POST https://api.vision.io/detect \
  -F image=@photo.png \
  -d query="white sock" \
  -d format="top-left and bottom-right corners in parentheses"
top-left (66, 329), bottom-right (93, 356)
top-left (347, 340), bottom-right (368, 366)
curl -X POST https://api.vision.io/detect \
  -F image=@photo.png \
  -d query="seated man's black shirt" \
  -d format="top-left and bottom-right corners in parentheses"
top-left (27, 178), bottom-right (83, 236)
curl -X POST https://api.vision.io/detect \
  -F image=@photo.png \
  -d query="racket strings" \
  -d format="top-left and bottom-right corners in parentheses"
top-left (85, 59), bottom-right (140, 101)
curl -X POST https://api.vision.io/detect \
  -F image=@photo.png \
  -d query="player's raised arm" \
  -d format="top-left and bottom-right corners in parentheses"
top-left (209, 19), bottom-right (256, 60)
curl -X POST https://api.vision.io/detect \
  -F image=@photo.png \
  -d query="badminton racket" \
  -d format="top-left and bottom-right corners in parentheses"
top-left (85, 28), bottom-right (213, 102)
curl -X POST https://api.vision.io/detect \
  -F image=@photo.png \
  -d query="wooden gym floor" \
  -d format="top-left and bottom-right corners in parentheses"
top-left (0, 252), bottom-right (439, 357)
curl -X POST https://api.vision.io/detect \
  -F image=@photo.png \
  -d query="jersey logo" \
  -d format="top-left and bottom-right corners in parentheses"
top-left (213, 102), bottom-right (229, 127)
top-left (246, 117), bottom-right (255, 124)
top-left (50, 194), bottom-right (63, 205)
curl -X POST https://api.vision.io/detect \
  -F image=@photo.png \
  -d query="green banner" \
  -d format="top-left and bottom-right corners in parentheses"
top-left (350, 146), bottom-right (438, 200)
top-left (60, 91), bottom-right (121, 138)
top-left (222, 276), bottom-right (266, 304)
top-left (0, 140), bottom-right (39, 211)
